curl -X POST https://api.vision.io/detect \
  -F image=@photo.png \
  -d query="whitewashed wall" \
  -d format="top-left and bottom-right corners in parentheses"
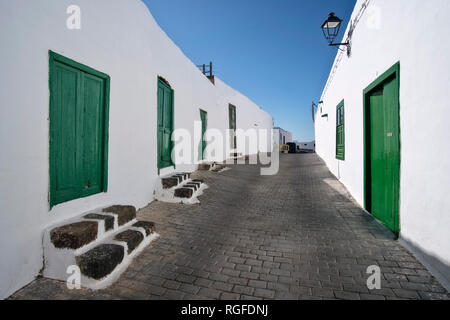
top-left (315, 0), bottom-right (450, 289)
top-left (0, 0), bottom-right (273, 299)
top-left (295, 141), bottom-right (315, 151)
top-left (274, 128), bottom-right (293, 145)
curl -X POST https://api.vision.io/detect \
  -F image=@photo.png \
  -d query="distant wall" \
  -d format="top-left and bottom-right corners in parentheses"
top-left (296, 141), bottom-right (315, 151)
top-left (274, 128), bottom-right (293, 145)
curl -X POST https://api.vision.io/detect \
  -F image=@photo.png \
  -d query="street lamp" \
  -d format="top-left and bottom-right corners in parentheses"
top-left (321, 12), bottom-right (350, 53)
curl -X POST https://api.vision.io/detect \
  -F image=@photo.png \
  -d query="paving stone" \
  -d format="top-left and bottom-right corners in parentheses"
top-left (199, 288), bottom-right (221, 299)
top-left (270, 269), bottom-right (291, 277)
top-left (176, 274), bottom-right (197, 284)
top-left (393, 288), bottom-right (420, 299)
top-left (213, 281), bottom-right (233, 292)
top-left (50, 221), bottom-right (98, 249)
top-left (209, 273), bottom-right (229, 282)
top-left (274, 291), bottom-right (299, 300)
top-left (254, 288), bottom-right (275, 299)
top-left (360, 293), bottom-right (386, 300)
top-left (235, 264), bottom-right (252, 272)
top-left (221, 292), bottom-right (241, 300)
top-left (84, 214), bottom-right (115, 231)
top-left (240, 271), bottom-right (259, 280)
top-left (334, 290), bottom-right (361, 300)
top-left (312, 287), bottom-right (335, 298)
top-left (228, 277), bottom-right (249, 286)
top-left (249, 280), bottom-right (267, 289)
top-left (245, 259), bottom-right (262, 267)
top-left (163, 289), bottom-right (186, 300)
top-left (222, 268), bottom-right (240, 277)
top-left (163, 280), bottom-right (181, 290)
top-left (259, 274), bottom-right (278, 282)
top-left (418, 291), bottom-right (450, 300)
top-left (195, 278), bottom-right (213, 288)
top-left (179, 283), bottom-right (201, 295)
top-left (103, 205), bottom-right (136, 226)
top-left (232, 285), bottom-right (254, 296)
top-left (407, 275), bottom-right (433, 284)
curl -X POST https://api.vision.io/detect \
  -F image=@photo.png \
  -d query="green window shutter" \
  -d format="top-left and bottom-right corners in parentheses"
top-left (49, 51), bottom-right (110, 208)
top-left (229, 104), bottom-right (236, 149)
top-left (199, 109), bottom-right (207, 160)
top-left (157, 78), bottom-right (175, 169)
top-left (336, 100), bottom-right (345, 160)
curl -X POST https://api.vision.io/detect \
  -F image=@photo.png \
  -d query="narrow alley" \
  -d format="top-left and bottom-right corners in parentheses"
top-left (10, 155), bottom-right (449, 300)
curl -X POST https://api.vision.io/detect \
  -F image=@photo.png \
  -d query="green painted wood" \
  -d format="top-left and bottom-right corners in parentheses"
top-left (199, 109), bottom-right (207, 160)
top-left (229, 104), bottom-right (236, 149)
top-left (49, 51), bottom-right (110, 208)
top-left (363, 62), bottom-right (400, 235)
top-left (336, 100), bottom-right (345, 160)
top-left (157, 79), bottom-right (174, 169)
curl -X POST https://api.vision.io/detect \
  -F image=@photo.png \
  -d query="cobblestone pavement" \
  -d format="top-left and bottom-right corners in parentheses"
top-left (10, 154), bottom-right (449, 300)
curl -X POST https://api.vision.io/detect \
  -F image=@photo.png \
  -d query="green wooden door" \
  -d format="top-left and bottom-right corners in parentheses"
top-left (157, 79), bottom-right (174, 169)
top-left (199, 109), bottom-right (207, 160)
top-left (229, 104), bottom-right (236, 149)
top-left (49, 52), bottom-right (110, 207)
top-left (366, 72), bottom-right (400, 234)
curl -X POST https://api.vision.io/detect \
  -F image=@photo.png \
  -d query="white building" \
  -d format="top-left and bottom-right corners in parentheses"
top-left (315, 0), bottom-right (450, 290)
top-left (0, 0), bottom-right (273, 299)
top-left (295, 141), bottom-right (315, 152)
top-left (274, 127), bottom-right (293, 145)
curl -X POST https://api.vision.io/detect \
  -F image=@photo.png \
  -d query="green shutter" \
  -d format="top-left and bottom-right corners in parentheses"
top-left (336, 100), bottom-right (345, 160)
top-left (49, 51), bottom-right (110, 208)
top-left (157, 78), bottom-right (174, 169)
top-left (229, 104), bottom-right (236, 149)
top-left (199, 109), bottom-right (207, 160)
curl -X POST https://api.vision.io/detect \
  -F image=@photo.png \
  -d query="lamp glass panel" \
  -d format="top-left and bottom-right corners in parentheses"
top-left (326, 21), bottom-right (341, 28)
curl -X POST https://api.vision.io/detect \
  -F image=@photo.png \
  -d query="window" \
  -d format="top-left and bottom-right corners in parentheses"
top-left (336, 100), bottom-right (345, 160)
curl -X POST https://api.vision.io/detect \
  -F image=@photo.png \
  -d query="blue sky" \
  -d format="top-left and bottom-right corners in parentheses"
top-left (142, 0), bottom-right (356, 142)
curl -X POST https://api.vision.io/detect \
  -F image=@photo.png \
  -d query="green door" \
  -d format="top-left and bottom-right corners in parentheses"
top-left (157, 79), bottom-right (174, 169)
top-left (49, 52), bottom-right (110, 207)
top-left (229, 104), bottom-right (236, 149)
top-left (199, 109), bottom-right (207, 160)
top-left (365, 64), bottom-right (400, 234)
